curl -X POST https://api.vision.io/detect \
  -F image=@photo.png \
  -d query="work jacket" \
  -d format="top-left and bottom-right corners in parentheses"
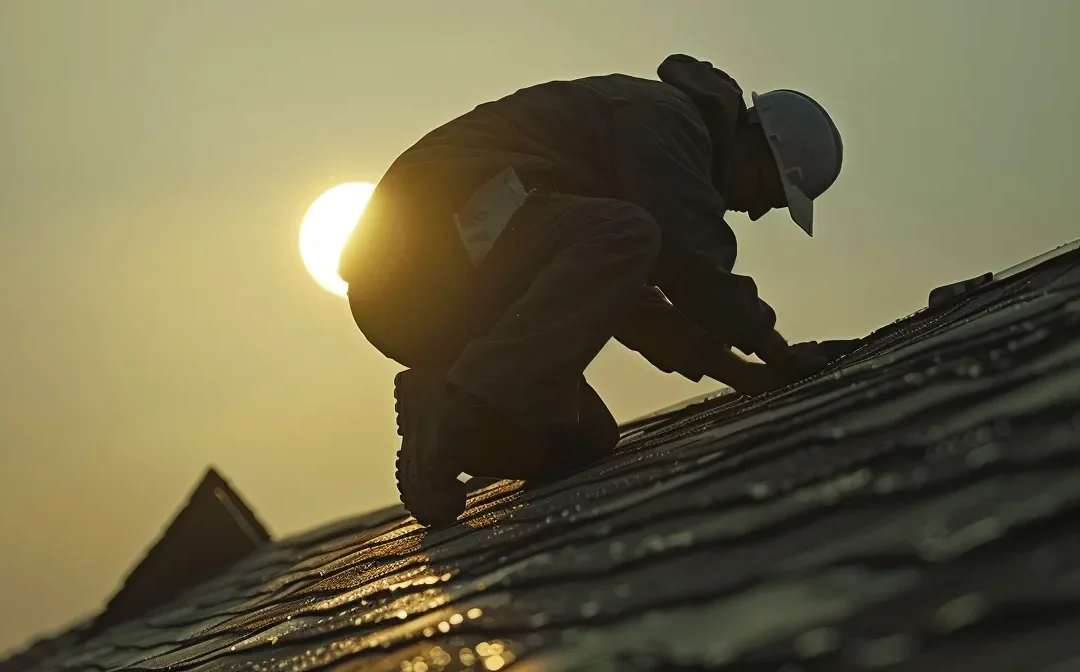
top-left (340, 54), bottom-right (778, 376)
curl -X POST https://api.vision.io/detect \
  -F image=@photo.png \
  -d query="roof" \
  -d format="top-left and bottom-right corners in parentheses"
top-left (1, 469), bottom-right (270, 670)
top-left (84, 468), bottom-right (271, 639)
top-left (4, 242), bottom-right (1080, 671)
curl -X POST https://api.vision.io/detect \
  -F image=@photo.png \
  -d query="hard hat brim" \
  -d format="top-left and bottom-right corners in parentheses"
top-left (783, 181), bottom-right (814, 237)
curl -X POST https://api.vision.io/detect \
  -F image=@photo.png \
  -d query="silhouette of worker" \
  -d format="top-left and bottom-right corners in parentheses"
top-left (339, 54), bottom-right (853, 526)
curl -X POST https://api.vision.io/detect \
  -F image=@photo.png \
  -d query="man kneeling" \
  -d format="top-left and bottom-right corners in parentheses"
top-left (338, 55), bottom-right (854, 527)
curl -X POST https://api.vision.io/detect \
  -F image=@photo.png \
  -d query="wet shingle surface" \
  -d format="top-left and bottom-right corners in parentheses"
top-left (5, 250), bottom-right (1080, 672)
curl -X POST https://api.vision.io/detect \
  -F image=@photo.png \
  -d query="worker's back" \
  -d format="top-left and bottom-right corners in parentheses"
top-left (339, 55), bottom-right (750, 290)
top-left (339, 71), bottom-right (699, 286)
top-left (377, 72), bottom-right (693, 218)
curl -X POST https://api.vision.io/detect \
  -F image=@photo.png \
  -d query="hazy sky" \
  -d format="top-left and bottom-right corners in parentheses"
top-left (1, 0), bottom-right (1077, 654)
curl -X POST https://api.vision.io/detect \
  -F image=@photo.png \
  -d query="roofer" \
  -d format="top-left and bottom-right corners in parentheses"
top-left (338, 54), bottom-right (855, 526)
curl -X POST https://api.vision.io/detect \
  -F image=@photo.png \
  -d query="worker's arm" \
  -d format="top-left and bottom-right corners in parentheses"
top-left (612, 286), bottom-right (709, 381)
top-left (612, 96), bottom-right (779, 358)
top-left (613, 286), bottom-right (787, 395)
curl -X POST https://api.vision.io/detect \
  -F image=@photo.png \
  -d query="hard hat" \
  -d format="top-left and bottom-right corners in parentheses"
top-left (751, 89), bottom-right (843, 236)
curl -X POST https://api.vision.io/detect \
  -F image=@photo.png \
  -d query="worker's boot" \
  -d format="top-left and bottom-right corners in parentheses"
top-left (460, 379), bottom-right (620, 485)
top-left (393, 369), bottom-right (470, 527)
top-left (395, 368), bottom-right (596, 525)
top-left (521, 387), bottom-right (621, 489)
top-left (452, 391), bottom-right (558, 483)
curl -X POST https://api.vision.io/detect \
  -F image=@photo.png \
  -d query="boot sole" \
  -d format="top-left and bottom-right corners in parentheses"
top-left (394, 371), bottom-right (466, 527)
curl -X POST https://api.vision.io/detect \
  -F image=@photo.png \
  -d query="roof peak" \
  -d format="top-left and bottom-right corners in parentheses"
top-left (81, 467), bottom-right (270, 640)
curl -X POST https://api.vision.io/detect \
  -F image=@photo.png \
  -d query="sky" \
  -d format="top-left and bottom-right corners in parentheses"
top-left (1, 0), bottom-right (1077, 654)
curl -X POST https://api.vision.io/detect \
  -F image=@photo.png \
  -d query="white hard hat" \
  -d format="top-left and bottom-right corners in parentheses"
top-left (751, 90), bottom-right (844, 236)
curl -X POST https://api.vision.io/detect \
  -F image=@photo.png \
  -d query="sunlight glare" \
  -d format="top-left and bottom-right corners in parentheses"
top-left (299, 181), bottom-right (375, 297)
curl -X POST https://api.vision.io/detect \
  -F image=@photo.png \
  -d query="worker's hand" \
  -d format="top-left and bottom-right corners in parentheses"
top-left (724, 361), bottom-right (788, 396)
top-left (758, 339), bottom-right (831, 384)
top-left (756, 331), bottom-right (863, 383)
top-left (817, 338), bottom-right (864, 360)
top-left (696, 340), bottom-right (787, 396)
top-left (756, 331), bottom-right (820, 377)
top-left (781, 341), bottom-right (832, 378)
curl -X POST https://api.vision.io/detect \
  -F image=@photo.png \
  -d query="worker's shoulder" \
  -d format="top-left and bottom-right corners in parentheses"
top-left (572, 73), bottom-right (678, 101)
top-left (498, 72), bottom-right (693, 109)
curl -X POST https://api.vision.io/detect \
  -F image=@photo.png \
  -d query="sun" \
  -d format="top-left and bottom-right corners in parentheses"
top-left (299, 181), bottom-right (375, 297)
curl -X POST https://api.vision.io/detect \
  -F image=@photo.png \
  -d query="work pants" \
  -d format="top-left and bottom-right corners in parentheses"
top-left (348, 192), bottom-right (665, 454)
